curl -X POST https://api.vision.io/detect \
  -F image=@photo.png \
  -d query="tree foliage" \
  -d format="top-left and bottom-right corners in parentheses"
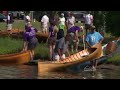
top-left (105, 11), bottom-right (120, 37)
top-left (93, 11), bottom-right (106, 32)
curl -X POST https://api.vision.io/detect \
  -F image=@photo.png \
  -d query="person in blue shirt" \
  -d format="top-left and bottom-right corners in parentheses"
top-left (85, 25), bottom-right (104, 71)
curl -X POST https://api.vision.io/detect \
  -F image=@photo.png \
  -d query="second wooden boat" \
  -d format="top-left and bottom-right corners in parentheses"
top-left (38, 43), bottom-right (102, 73)
top-left (0, 50), bottom-right (31, 64)
top-left (36, 32), bottom-right (49, 42)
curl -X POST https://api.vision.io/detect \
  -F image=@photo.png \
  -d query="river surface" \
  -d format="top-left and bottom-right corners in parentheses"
top-left (0, 64), bottom-right (38, 79)
top-left (38, 64), bottom-right (120, 79)
top-left (0, 64), bottom-right (120, 79)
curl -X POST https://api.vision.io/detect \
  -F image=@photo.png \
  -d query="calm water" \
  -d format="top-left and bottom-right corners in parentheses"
top-left (0, 64), bottom-right (38, 79)
top-left (39, 64), bottom-right (120, 79)
top-left (0, 64), bottom-right (120, 79)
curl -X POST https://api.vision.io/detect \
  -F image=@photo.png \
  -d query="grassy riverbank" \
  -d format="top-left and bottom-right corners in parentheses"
top-left (0, 37), bottom-right (23, 54)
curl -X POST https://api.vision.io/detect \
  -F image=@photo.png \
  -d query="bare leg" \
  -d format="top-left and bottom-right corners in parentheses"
top-left (49, 45), bottom-right (53, 60)
top-left (71, 45), bottom-right (74, 53)
top-left (45, 28), bottom-right (48, 34)
top-left (22, 41), bottom-right (28, 52)
top-left (42, 27), bottom-right (45, 34)
top-left (75, 40), bottom-right (79, 52)
top-left (52, 45), bottom-right (55, 60)
top-left (30, 50), bottom-right (34, 61)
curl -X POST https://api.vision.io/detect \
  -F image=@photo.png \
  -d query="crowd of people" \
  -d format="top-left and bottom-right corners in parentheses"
top-left (6, 11), bottom-right (104, 70)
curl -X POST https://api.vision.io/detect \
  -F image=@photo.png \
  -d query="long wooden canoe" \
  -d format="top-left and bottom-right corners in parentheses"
top-left (36, 32), bottom-right (49, 42)
top-left (0, 50), bottom-right (31, 64)
top-left (38, 43), bottom-right (102, 73)
top-left (0, 29), bottom-right (23, 37)
top-left (0, 29), bottom-right (22, 34)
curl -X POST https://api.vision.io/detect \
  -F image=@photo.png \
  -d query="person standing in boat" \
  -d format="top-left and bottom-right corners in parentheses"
top-left (23, 23), bottom-right (38, 61)
top-left (85, 25), bottom-right (104, 70)
top-left (67, 26), bottom-right (83, 52)
top-left (46, 22), bottom-right (58, 61)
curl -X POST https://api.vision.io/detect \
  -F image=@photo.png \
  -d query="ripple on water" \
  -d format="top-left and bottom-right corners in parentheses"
top-left (38, 64), bottom-right (120, 79)
top-left (0, 64), bottom-right (38, 79)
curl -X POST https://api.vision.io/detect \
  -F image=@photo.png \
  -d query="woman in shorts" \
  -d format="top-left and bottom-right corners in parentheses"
top-left (47, 22), bottom-right (58, 60)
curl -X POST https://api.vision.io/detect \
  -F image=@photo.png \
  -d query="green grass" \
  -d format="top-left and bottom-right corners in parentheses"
top-left (34, 43), bottom-right (49, 60)
top-left (106, 53), bottom-right (120, 65)
top-left (0, 36), bottom-right (49, 59)
top-left (0, 37), bottom-right (23, 54)
top-left (0, 20), bottom-right (41, 31)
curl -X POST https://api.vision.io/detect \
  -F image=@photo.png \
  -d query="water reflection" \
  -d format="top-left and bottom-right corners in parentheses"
top-left (38, 64), bottom-right (120, 79)
top-left (0, 64), bottom-right (120, 79)
top-left (0, 64), bottom-right (38, 79)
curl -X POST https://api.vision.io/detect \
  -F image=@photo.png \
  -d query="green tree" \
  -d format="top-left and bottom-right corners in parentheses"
top-left (105, 11), bottom-right (120, 37)
top-left (93, 11), bottom-right (106, 32)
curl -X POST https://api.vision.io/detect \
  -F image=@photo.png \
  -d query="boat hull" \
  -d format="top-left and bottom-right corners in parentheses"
top-left (38, 43), bottom-right (102, 73)
top-left (0, 50), bottom-right (31, 64)
top-left (36, 32), bottom-right (49, 43)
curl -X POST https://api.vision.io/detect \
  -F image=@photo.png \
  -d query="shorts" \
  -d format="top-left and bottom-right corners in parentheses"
top-left (7, 24), bottom-right (12, 30)
top-left (54, 37), bottom-right (65, 53)
top-left (28, 37), bottom-right (38, 50)
top-left (48, 37), bottom-right (56, 45)
top-left (85, 24), bottom-right (91, 30)
top-left (42, 24), bottom-right (48, 31)
top-left (68, 33), bottom-right (79, 45)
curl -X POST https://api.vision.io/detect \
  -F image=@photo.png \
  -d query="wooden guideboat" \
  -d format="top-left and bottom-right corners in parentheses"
top-left (38, 43), bottom-right (102, 73)
top-left (0, 29), bottom-right (23, 37)
top-left (36, 32), bottom-right (49, 38)
top-left (0, 50), bottom-right (31, 64)
top-left (36, 32), bottom-right (49, 42)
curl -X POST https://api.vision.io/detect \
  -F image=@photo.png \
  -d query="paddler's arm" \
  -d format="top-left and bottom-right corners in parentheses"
top-left (86, 41), bottom-right (92, 48)
top-left (58, 48), bottom-right (62, 58)
top-left (99, 38), bottom-right (104, 44)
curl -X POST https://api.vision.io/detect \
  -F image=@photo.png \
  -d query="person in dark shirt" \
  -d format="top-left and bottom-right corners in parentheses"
top-left (47, 22), bottom-right (58, 61)
top-left (67, 26), bottom-right (82, 52)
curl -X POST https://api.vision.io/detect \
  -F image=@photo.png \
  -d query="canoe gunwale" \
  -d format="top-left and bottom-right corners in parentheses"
top-left (38, 44), bottom-right (102, 73)
top-left (0, 50), bottom-right (31, 64)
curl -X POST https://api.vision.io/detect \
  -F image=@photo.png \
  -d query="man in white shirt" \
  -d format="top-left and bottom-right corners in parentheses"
top-left (41, 13), bottom-right (49, 33)
top-left (83, 11), bottom-right (93, 34)
top-left (66, 12), bottom-right (75, 30)
top-left (7, 13), bottom-right (13, 31)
